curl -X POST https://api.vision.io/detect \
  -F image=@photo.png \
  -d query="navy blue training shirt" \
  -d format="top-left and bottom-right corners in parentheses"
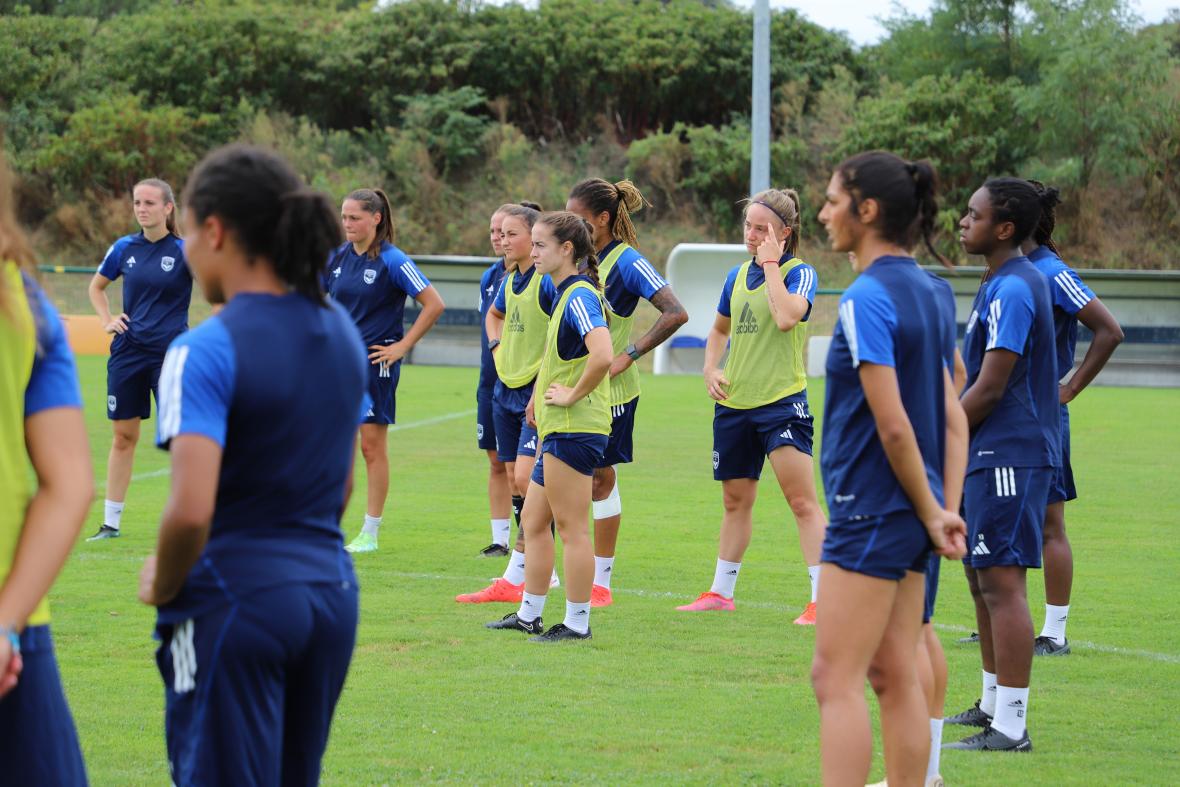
top-left (97, 233), bottom-right (192, 353)
top-left (962, 256), bottom-right (1062, 472)
top-left (478, 258), bottom-right (508, 389)
top-left (553, 275), bottom-right (608, 361)
top-left (326, 241), bottom-right (431, 346)
top-left (1027, 245), bottom-right (1097, 381)
top-left (598, 241), bottom-right (668, 317)
top-left (822, 256), bottom-right (955, 521)
top-left (154, 293), bottom-right (369, 624)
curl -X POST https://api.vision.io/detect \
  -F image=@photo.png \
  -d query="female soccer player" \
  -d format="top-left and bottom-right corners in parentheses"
top-left (327, 188), bottom-right (445, 553)
top-left (944, 178), bottom-right (1061, 753)
top-left (566, 178), bottom-right (687, 606)
top-left (475, 206), bottom-right (512, 557)
top-left (456, 203), bottom-right (559, 603)
top-left (1023, 182), bottom-right (1123, 656)
top-left (810, 151), bottom-right (967, 786)
top-left (139, 144), bottom-right (369, 784)
top-left (87, 178), bottom-right (191, 540)
top-left (676, 188), bottom-right (827, 624)
top-left (485, 211), bottom-right (613, 642)
top-left (0, 147), bottom-right (92, 785)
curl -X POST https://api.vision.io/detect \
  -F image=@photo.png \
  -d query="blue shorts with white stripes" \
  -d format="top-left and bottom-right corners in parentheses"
top-left (362, 352), bottom-right (400, 425)
top-left (597, 397), bottom-right (639, 467)
top-left (963, 466), bottom-right (1054, 569)
top-left (156, 581), bottom-right (357, 786)
top-left (712, 392), bottom-right (813, 481)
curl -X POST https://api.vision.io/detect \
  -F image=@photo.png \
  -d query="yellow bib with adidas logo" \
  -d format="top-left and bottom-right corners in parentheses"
top-left (1, 263), bottom-right (51, 625)
top-left (719, 259), bottom-right (809, 410)
top-left (598, 243), bottom-right (640, 407)
top-left (494, 267), bottom-right (549, 388)
top-left (536, 280), bottom-right (612, 440)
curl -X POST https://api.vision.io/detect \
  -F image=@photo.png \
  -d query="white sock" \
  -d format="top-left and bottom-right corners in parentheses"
top-left (807, 564), bottom-right (820, 603)
top-left (563, 600), bottom-right (591, 633)
top-left (491, 518), bottom-right (511, 547)
top-left (1040, 603), bottom-right (1070, 644)
top-left (502, 550), bottom-right (526, 585)
top-left (517, 592), bottom-right (547, 623)
top-left (594, 556), bottom-right (615, 589)
top-left (991, 685), bottom-right (1029, 739)
top-left (104, 499), bottom-right (124, 530)
top-left (927, 718), bottom-right (943, 781)
top-left (362, 514), bottom-right (381, 537)
top-left (710, 559), bottom-right (741, 598)
top-left (980, 670), bottom-right (998, 716)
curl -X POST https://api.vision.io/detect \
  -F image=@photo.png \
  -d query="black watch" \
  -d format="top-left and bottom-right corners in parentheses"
top-left (625, 343), bottom-right (642, 361)
top-left (488, 338), bottom-right (501, 352)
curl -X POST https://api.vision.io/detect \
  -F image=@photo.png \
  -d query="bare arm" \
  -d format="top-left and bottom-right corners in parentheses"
top-left (953, 348), bottom-right (967, 394)
top-left (959, 349), bottom-right (1019, 429)
top-left (368, 285), bottom-right (446, 366)
top-left (0, 408), bottom-right (93, 631)
top-left (942, 367), bottom-right (968, 514)
top-left (609, 285), bottom-right (688, 377)
top-left (88, 273), bottom-right (128, 334)
top-left (1061, 297), bottom-right (1123, 403)
top-left (703, 313), bottom-right (732, 401)
top-left (139, 435), bottom-right (221, 607)
top-left (486, 304), bottom-right (506, 345)
top-left (761, 262), bottom-right (810, 332)
top-left (859, 363), bottom-right (966, 557)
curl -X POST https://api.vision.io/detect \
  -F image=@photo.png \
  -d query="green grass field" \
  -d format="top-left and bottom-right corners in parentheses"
top-left (51, 360), bottom-right (1180, 785)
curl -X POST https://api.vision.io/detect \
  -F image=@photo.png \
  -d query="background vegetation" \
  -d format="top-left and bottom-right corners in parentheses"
top-left (2, 0), bottom-right (1178, 269)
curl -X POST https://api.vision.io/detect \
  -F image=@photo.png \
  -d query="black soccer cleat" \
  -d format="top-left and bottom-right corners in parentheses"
top-left (958, 631), bottom-right (980, 644)
top-left (86, 525), bottom-right (121, 542)
top-left (1034, 635), bottom-right (1071, 656)
top-left (485, 613), bottom-right (543, 634)
top-left (478, 542), bottom-right (511, 558)
top-left (945, 699), bottom-right (993, 728)
top-left (529, 623), bottom-right (591, 643)
top-left (943, 726), bottom-right (1031, 752)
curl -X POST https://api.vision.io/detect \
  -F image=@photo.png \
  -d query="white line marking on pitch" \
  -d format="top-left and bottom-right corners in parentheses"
top-left (381, 570), bottom-right (1180, 665)
top-left (96, 408), bottom-right (477, 491)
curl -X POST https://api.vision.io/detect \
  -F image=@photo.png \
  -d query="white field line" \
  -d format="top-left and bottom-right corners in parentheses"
top-left (389, 570), bottom-right (1180, 665)
top-left (96, 408), bottom-right (477, 492)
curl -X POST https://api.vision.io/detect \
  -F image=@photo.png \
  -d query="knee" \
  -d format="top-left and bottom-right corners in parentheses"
top-left (787, 494), bottom-right (821, 523)
top-left (360, 439), bottom-right (385, 464)
top-left (810, 654), bottom-right (842, 703)
top-left (592, 468), bottom-right (614, 500)
top-left (112, 428), bottom-right (139, 452)
top-left (489, 457), bottom-right (507, 477)
top-left (513, 467), bottom-right (532, 495)
top-left (866, 662), bottom-right (889, 696)
top-left (722, 488), bottom-right (752, 515)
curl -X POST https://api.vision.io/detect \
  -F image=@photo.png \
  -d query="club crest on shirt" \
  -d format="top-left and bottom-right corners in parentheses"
top-left (712, 451), bottom-right (720, 470)
top-left (363, 269), bottom-right (377, 285)
top-left (161, 256), bottom-right (176, 272)
top-left (107, 395), bottom-right (117, 412)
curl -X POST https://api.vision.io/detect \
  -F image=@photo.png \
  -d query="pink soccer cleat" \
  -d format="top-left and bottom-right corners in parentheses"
top-left (455, 578), bottom-right (524, 604)
top-left (676, 591), bottom-right (735, 611)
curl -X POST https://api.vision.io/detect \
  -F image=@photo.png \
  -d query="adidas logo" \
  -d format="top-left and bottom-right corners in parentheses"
top-left (603, 566), bottom-right (611, 573)
top-left (779, 430), bottom-right (793, 440)
top-left (576, 610), bottom-right (587, 615)
top-left (524, 438), bottom-right (536, 451)
top-left (725, 569), bottom-right (738, 576)
top-left (508, 307), bottom-right (525, 333)
top-left (972, 536), bottom-right (991, 556)
top-left (735, 302), bottom-right (759, 335)
top-left (126, 256), bottom-right (137, 267)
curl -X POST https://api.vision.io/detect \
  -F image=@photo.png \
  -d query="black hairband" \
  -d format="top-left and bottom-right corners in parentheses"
top-left (752, 200), bottom-right (792, 229)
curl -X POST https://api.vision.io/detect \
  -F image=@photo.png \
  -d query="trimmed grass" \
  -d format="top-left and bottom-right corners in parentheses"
top-left (54, 360), bottom-right (1180, 784)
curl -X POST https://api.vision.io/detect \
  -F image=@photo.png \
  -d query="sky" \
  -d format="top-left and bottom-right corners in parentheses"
top-left (733, 0), bottom-right (1178, 46)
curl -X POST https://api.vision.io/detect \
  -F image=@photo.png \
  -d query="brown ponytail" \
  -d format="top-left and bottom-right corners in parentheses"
top-left (346, 188), bottom-right (395, 259)
top-left (568, 178), bottom-right (650, 249)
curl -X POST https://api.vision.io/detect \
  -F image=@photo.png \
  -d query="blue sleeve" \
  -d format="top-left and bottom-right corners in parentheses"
top-left (939, 288), bottom-right (957, 373)
top-left (563, 290), bottom-right (608, 337)
top-left (837, 278), bottom-right (898, 368)
top-left (23, 283), bottom-right (83, 416)
top-left (97, 237), bottom-right (127, 280)
top-left (478, 266), bottom-right (495, 312)
top-left (385, 253), bottom-right (430, 298)
top-left (617, 254), bottom-right (668, 301)
top-left (1048, 265), bottom-right (1094, 316)
top-left (539, 275), bottom-right (559, 316)
top-left (985, 277), bottom-right (1035, 355)
top-left (156, 321), bottom-right (236, 449)
top-left (492, 276), bottom-right (508, 313)
top-left (717, 266), bottom-right (741, 318)
top-left (786, 263), bottom-right (818, 303)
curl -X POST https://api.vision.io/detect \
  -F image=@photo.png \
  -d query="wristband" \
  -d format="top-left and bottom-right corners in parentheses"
top-left (625, 343), bottom-right (642, 361)
top-left (0, 624), bottom-right (18, 655)
top-left (488, 338), bottom-right (501, 352)
top-left (761, 259), bottom-right (781, 268)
